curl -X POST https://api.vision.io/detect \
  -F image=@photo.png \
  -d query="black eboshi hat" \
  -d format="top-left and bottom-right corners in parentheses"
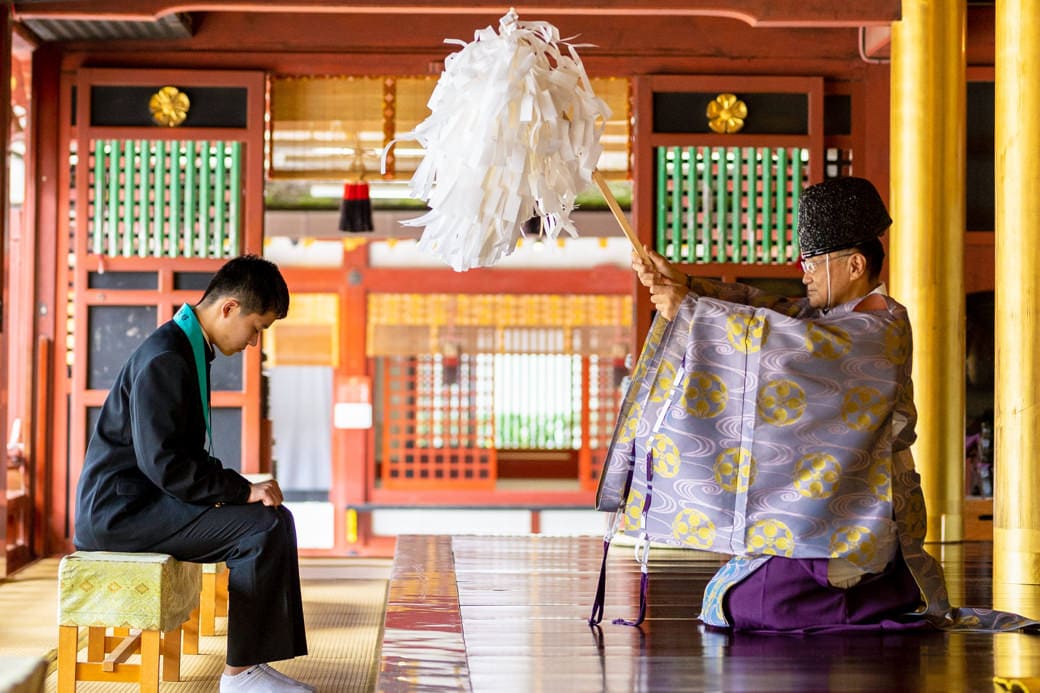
top-left (797, 177), bottom-right (892, 258)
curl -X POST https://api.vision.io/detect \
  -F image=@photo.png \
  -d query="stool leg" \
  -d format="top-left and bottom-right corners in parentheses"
top-left (201, 571), bottom-right (217, 636)
top-left (161, 626), bottom-right (182, 682)
top-left (140, 630), bottom-right (160, 693)
top-left (183, 606), bottom-right (200, 655)
top-left (58, 625), bottom-right (78, 693)
top-left (217, 568), bottom-right (229, 617)
top-left (87, 626), bottom-right (105, 661)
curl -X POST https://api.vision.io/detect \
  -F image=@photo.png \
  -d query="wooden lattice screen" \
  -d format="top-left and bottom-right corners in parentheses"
top-left (655, 146), bottom-right (809, 264)
top-left (87, 139), bottom-right (243, 258)
top-left (381, 354), bottom-right (496, 490)
top-left (582, 354), bottom-right (625, 489)
top-left (372, 293), bottom-right (631, 491)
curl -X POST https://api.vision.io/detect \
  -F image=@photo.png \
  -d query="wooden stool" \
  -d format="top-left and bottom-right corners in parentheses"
top-left (57, 551), bottom-right (201, 693)
top-left (200, 562), bottom-right (229, 636)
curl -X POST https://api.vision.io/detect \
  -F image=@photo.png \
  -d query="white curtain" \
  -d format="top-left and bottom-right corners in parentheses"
top-left (268, 366), bottom-right (333, 493)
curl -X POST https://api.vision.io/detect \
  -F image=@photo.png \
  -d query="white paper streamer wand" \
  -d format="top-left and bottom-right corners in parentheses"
top-left (395, 9), bottom-right (652, 270)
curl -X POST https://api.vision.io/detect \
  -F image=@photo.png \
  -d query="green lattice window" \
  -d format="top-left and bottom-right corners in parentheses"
top-left (655, 146), bottom-right (810, 264)
top-left (88, 139), bottom-right (243, 258)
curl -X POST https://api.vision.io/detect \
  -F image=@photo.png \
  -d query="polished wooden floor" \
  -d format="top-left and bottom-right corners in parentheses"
top-left (378, 535), bottom-right (1040, 692)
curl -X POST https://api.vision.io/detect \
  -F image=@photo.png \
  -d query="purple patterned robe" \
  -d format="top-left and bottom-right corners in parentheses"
top-left (594, 280), bottom-right (1037, 632)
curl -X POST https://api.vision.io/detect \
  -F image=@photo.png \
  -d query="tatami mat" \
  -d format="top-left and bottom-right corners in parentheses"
top-left (0, 557), bottom-right (389, 693)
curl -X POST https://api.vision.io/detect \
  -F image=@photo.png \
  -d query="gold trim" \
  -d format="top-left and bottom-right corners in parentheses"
top-left (149, 86), bottom-right (190, 127)
top-left (706, 93), bottom-right (747, 134)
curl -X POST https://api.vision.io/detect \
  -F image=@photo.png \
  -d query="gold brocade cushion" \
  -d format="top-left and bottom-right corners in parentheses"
top-left (58, 552), bottom-right (201, 632)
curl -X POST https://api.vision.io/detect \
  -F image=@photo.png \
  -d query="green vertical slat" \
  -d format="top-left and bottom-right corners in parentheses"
top-left (791, 149), bottom-right (804, 255)
top-left (699, 147), bottom-right (711, 263)
top-left (184, 142), bottom-right (196, 258)
top-left (655, 148), bottom-right (667, 255)
top-left (776, 148), bottom-right (788, 262)
top-left (229, 143), bottom-right (242, 255)
top-left (685, 146), bottom-right (696, 263)
top-left (670, 146), bottom-right (682, 262)
top-left (214, 141), bottom-right (227, 257)
top-left (746, 148), bottom-right (758, 263)
top-left (198, 141), bottom-right (211, 258)
top-left (137, 142), bottom-right (149, 257)
top-left (715, 148), bottom-right (726, 263)
top-left (121, 140), bottom-right (134, 257)
top-left (762, 147), bottom-right (773, 261)
top-left (729, 148), bottom-right (741, 263)
top-left (91, 140), bottom-right (105, 255)
top-left (106, 139), bottom-right (120, 257)
top-left (169, 141), bottom-right (181, 258)
top-left (152, 141), bottom-right (165, 257)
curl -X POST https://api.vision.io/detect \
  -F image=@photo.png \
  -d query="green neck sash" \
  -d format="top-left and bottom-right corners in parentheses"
top-left (173, 303), bottom-right (213, 452)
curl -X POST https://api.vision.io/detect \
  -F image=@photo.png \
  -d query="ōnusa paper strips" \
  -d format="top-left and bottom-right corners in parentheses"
top-left (393, 10), bottom-right (611, 271)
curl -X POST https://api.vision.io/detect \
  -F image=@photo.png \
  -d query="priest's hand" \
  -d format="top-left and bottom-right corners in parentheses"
top-left (631, 246), bottom-right (686, 289)
top-left (649, 279), bottom-right (689, 321)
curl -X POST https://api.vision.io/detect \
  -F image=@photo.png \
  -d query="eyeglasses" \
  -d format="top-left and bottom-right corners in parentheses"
top-left (798, 251), bottom-right (857, 274)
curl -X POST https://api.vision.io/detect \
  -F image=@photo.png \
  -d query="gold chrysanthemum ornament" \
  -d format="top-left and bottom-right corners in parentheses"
top-left (706, 93), bottom-right (747, 134)
top-left (149, 86), bottom-right (190, 127)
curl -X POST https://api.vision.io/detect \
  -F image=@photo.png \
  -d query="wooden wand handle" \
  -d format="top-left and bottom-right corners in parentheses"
top-left (591, 169), bottom-right (651, 264)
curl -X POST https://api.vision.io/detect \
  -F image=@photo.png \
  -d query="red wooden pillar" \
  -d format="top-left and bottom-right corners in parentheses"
top-left (29, 45), bottom-right (64, 554)
top-left (1, 4), bottom-right (10, 570)
top-left (336, 241), bottom-right (373, 553)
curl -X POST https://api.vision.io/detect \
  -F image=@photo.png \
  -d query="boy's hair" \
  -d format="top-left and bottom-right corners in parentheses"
top-left (198, 255), bottom-right (290, 318)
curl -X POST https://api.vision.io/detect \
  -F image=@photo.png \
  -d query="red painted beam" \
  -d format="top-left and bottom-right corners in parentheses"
top-left (13, 0), bottom-right (899, 28)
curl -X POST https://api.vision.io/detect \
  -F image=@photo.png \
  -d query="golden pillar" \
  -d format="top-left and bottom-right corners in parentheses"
top-left (994, 0), bottom-right (1040, 585)
top-left (889, 1), bottom-right (966, 543)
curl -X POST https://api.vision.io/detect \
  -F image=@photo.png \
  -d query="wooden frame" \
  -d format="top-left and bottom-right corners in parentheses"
top-left (632, 73), bottom-right (825, 345)
top-left (58, 68), bottom-right (266, 549)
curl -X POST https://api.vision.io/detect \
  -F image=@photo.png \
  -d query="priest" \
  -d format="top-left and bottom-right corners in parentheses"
top-left (598, 176), bottom-right (1034, 632)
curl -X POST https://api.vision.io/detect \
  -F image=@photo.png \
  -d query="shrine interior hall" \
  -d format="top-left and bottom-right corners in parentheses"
top-left (4, 1), bottom-right (1040, 692)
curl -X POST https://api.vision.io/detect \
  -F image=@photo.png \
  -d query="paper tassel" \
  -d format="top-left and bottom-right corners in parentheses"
top-left (339, 181), bottom-right (374, 233)
top-left (393, 9), bottom-right (611, 271)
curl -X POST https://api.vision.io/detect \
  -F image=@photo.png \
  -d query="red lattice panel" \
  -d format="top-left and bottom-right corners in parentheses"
top-left (380, 355), bottom-right (496, 490)
top-left (580, 355), bottom-right (626, 491)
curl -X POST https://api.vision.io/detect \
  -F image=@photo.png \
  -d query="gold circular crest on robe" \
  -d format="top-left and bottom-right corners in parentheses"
top-left (683, 371), bottom-right (728, 418)
top-left (868, 457), bottom-right (892, 501)
top-left (726, 313), bottom-right (768, 353)
top-left (650, 433), bottom-right (682, 478)
top-left (672, 508), bottom-right (716, 549)
top-left (883, 320), bottom-right (912, 365)
top-left (841, 386), bottom-right (886, 431)
top-left (757, 379), bottom-right (806, 426)
top-left (746, 519), bottom-right (795, 556)
top-left (648, 360), bottom-right (678, 403)
top-left (805, 324), bottom-right (852, 359)
top-left (617, 401), bottom-right (643, 443)
top-left (621, 488), bottom-right (645, 532)
top-left (794, 452), bottom-right (841, 498)
top-left (714, 447), bottom-right (756, 493)
top-left (829, 525), bottom-right (878, 567)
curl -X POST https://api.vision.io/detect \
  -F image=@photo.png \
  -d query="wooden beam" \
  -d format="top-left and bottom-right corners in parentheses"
top-left (102, 632), bottom-right (142, 672)
top-left (12, 1), bottom-right (900, 28)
